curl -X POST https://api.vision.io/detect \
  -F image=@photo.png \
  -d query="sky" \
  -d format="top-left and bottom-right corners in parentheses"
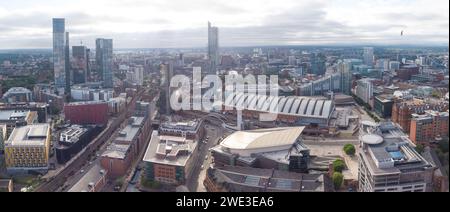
top-left (0, 0), bottom-right (448, 49)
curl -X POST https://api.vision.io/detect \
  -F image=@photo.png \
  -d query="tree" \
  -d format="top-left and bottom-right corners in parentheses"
top-left (415, 144), bottom-right (425, 154)
top-left (333, 159), bottom-right (346, 173)
top-left (332, 172), bottom-right (344, 190)
top-left (438, 138), bottom-right (449, 153)
top-left (343, 144), bottom-right (356, 156)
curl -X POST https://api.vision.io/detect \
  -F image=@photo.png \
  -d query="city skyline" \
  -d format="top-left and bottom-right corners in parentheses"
top-left (0, 0), bottom-right (449, 49)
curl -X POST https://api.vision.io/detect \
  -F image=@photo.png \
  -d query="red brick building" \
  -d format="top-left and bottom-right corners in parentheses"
top-left (392, 99), bottom-right (448, 133)
top-left (396, 65), bottom-right (419, 81)
top-left (410, 111), bottom-right (449, 145)
top-left (64, 101), bottom-right (108, 125)
top-left (100, 144), bottom-right (133, 178)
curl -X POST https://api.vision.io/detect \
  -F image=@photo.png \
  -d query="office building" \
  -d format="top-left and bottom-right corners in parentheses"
top-left (389, 61), bottom-right (401, 71)
top-left (410, 111), bottom-right (449, 146)
top-left (0, 110), bottom-right (37, 138)
top-left (396, 64), bottom-right (420, 81)
top-left (4, 124), bottom-right (51, 174)
top-left (208, 22), bottom-right (219, 73)
top-left (96, 38), bottom-right (113, 88)
top-left (55, 125), bottom-right (103, 164)
top-left (70, 85), bottom-right (114, 102)
top-left (374, 95), bottom-right (394, 118)
top-left (126, 65), bottom-right (144, 86)
top-left (358, 121), bottom-right (434, 192)
top-left (65, 32), bottom-right (71, 94)
top-left (375, 59), bottom-right (390, 70)
top-left (363, 47), bottom-right (374, 67)
top-left (158, 120), bottom-right (204, 140)
top-left (337, 60), bottom-right (353, 95)
top-left (100, 143), bottom-right (132, 178)
top-left (53, 18), bottom-right (66, 92)
top-left (101, 104), bottom-right (152, 178)
top-left (143, 131), bottom-right (199, 185)
top-left (211, 127), bottom-right (310, 173)
top-left (64, 101), bottom-right (109, 125)
top-left (2, 87), bottom-right (33, 103)
top-left (297, 70), bottom-right (351, 96)
top-left (72, 46), bottom-right (88, 84)
top-left (355, 78), bottom-right (374, 105)
top-left (310, 53), bottom-right (326, 75)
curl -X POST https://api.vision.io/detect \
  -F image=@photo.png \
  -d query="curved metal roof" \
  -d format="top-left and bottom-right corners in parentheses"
top-left (282, 98), bottom-right (296, 113)
top-left (256, 96), bottom-right (268, 111)
top-left (305, 99), bottom-right (316, 116)
top-left (322, 101), bottom-right (333, 117)
top-left (290, 99), bottom-right (302, 114)
top-left (223, 93), bottom-right (334, 119)
top-left (314, 100), bottom-right (325, 116)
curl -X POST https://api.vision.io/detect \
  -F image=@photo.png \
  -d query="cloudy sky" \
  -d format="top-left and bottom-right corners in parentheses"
top-left (0, 0), bottom-right (448, 49)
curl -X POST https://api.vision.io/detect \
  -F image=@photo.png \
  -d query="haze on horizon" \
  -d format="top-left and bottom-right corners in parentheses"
top-left (0, 0), bottom-right (448, 49)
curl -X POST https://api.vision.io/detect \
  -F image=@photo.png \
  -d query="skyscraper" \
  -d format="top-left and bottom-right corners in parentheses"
top-left (65, 32), bottom-right (71, 94)
top-left (363, 47), bottom-right (374, 67)
top-left (72, 45), bottom-right (88, 84)
top-left (355, 78), bottom-right (374, 105)
top-left (310, 53), bottom-right (326, 76)
top-left (96, 38), bottom-right (113, 88)
top-left (208, 22), bottom-right (219, 74)
top-left (338, 61), bottom-right (352, 95)
top-left (52, 18), bottom-right (66, 92)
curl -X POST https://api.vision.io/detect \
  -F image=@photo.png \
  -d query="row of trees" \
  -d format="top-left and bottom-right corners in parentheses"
top-left (331, 144), bottom-right (357, 191)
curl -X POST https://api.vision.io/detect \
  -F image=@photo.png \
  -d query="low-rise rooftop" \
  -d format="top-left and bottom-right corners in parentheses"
top-left (5, 124), bottom-right (49, 146)
top-left (143, 131), bottom-right (197, 167)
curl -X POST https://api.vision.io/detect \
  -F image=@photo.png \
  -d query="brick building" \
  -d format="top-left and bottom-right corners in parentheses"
top-left (64, 101), bottom-right (109, 125)
top-left (392, 99), bottom-right (448, 133)
top-left (410, 111), bottom-right (449, 145)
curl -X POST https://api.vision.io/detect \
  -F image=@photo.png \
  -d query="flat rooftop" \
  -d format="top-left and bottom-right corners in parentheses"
top-left (5, 124), bottom-right (49, 146)
top-left (143, 131), bottom-right (197, 167)
top-left (101, 143), bottom-right (130, 160)
top-left (0, 110), bottom-right (30, 121)
top-left (210, 166), bottom-right (325, 192)
top-left (360, 122), bottom-right (434, 176)
top-left (59, 125), bottom-right (88, 144)
top-left (116, 125), bottom-right (140, 143)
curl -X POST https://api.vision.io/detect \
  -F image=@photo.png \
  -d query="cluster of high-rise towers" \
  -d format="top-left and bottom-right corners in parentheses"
top-left (53, 19), bottom-right (219, 95)
top-left (52, 18), bottom-right (113, 95)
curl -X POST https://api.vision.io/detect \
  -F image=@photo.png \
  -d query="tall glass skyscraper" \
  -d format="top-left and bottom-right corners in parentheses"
top-left (65, 32), bottom-right (71, 94)
top-left (363, 47), bottom-right (374, 67)
top-left (72, 45), bottom-right (88, 84)
top-left (208, 22), bottom-right (219, 74)
top-left (96, 38), bottom-right (113, 88)
top-left (53, 18), bottom-right (66, 92)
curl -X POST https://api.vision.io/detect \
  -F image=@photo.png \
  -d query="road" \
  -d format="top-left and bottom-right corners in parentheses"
top-left (35, 89), bottom-right (145, 192)
top-left (186, 123), bottom-right (224, 192)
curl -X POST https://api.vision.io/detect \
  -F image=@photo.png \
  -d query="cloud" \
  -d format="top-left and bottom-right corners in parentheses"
top-left (0, 0), bottom-right (448, 48)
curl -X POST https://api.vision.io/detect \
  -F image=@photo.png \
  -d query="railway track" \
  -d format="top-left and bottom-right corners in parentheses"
top-left (35, 90), bottom-right (145, 192)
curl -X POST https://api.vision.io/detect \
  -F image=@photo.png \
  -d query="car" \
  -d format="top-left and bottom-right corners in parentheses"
top-left (205, 156), bottom-right (208, 160)
top-left (200, 165), bottom-right (204, 169)
top-left (80, 169), bottom-right (85, 173)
